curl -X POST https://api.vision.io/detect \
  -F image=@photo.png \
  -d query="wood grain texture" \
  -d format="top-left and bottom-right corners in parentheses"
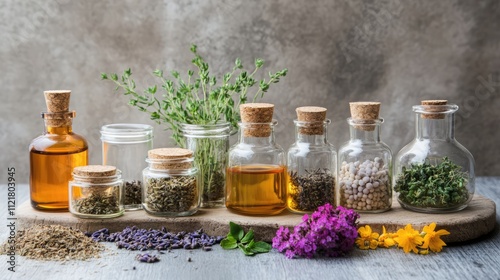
top-left (15, 194), bottom-right (495, 243)
top-left (1, 178), bottom-right (499, 280)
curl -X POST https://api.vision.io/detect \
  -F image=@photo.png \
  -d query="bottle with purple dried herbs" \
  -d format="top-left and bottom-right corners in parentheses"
top-left (286, 107), bottom-right (336, 213)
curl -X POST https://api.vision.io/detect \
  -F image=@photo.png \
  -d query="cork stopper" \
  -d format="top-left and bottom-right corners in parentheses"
top-left (44, 90), bottom-right (71, 113)
top-left (349, 102), bottom-right (381, 131)
top-left (147, 148), bottom-right (194, 170)
top-left (73, 165), bottom-right (118, 183)
top-left (296, 106), bottom-right (327, 135)
top-left (240, 103), bottom-right (275, 137)
top-left (43, 90), bottom-right (73, 127)
top-left (421, 100), bottom-right (448, 119)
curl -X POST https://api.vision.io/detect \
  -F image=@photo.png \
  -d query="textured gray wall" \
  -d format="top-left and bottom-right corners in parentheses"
top-left (1, 0), bottom-right (500, 184)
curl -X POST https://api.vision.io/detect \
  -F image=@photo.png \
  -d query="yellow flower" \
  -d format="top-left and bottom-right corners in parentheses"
top-left (393, 224), bottom-right (424, 254)
top-left (356, 225), bottom-right (379, 250)
top-left (378, 226), bottom-right (397, 248)
top-left (421, 222), bottom-right (450, 253)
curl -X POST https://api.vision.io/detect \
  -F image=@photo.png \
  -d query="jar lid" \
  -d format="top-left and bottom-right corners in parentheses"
top-left (420, 100), bottom-right (448, 119)
top-left (73, 165), bottom-right (117, 177)
top-left (349, 102), bottom-right (381, 131)
top-left (296, 106), bottom-right (327, 135)
top-left (147, 148), bottom-right (194, 170)
top-left (239, 103), bottom-right (275, 137)
top-left (100, 123), bottom-right (153, 143)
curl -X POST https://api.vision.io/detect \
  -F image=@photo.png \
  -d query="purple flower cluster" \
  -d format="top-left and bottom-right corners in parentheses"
top-left (272, 204), bottom-right (359, 259)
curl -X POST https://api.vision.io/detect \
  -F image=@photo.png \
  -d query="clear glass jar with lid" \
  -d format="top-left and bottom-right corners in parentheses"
top-left (226, 103), bottom-right (287, 215)
top-left (69, 165), bottom-right (124, 218)
top-left (142, 148), bottom-right (200, 217)
top-left (101, 123), bottom-right (153, 210)
top-left (337, 102), bottom-right (392, 213)
top-left (394, 100), bottom-right (475, 213)
top-left (287, 106), bottom-right (336, 214)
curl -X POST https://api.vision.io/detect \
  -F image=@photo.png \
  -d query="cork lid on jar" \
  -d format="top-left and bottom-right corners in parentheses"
top-left (349, 102), bottom-right (381, 131)
top-left (239, 103), bottom-right (274, 137)
top-left (43, 90), bottom-right (75, 127)
top-left (147, 148), bottom-right (194, 170)
top-left (72, 165), bottom-right (118, 183)
top-left (421, 100), bottom-right (448, 119)
top-left (296, 106), bottom-right (327, 135)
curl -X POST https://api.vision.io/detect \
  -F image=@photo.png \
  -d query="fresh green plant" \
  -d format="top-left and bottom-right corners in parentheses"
top-left (101, 45), bottom-right (287, 206)
top-left (395, 157), bottom-right (469, 208)
top-left (220, 221), bottom-right (271, 256)
top-left (101, 44), bottom-right (287, 145)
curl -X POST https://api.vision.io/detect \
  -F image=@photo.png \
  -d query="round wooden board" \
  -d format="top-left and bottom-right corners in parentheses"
top-left (17, 195), bottom-right (496, 243)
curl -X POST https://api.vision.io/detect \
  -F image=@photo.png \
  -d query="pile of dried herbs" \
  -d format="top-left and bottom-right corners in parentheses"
top-left (395, 157), bottom-right (469, 208)
top-left (2, 224), bottom-right (103, 261)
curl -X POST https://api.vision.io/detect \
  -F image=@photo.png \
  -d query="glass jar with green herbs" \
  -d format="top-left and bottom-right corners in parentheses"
top-left (394, 100), bottom-right (475, 213)
top-left (69, 165), bottom-right (124, 219)
top-left (142, 148), bottom-right (200, 217)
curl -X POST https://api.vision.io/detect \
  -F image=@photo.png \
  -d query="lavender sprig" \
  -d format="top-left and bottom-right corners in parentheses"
top-left (87, 226), bottom-right (223, 251)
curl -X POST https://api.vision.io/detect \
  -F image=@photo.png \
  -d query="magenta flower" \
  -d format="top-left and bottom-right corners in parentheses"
top-left (272, 204), bottom-right (359, 259)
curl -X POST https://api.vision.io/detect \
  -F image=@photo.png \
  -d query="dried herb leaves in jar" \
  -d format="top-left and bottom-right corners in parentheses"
top-left (288, 169), bottom-right (334, 212)
top-left (143, 148), bottom-right (200, 216)
top-left (144, 176), bottom-right (198, 213)
top-left (124, 180), bottom-right (142, 206)
top-left (69, 165), bottom-right (124, 218)
top-left (395, 157), bottom-right (469, 208)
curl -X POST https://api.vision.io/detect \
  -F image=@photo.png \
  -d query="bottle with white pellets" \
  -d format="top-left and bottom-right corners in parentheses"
top-left (337, 102), bottom-right (392, 213)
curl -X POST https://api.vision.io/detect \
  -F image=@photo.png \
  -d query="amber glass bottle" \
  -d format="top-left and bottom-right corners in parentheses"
top-left (29, 90), bottom-right (88, 211)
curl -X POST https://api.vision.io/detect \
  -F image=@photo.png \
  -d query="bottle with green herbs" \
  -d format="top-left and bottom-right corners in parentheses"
top-left (394, 100), bottom-right (475, 213)
top-left (142, 148), bottom-right (200, 216)
top-left (69, 165), bottom-right (124, 219)
top-left (287, 107), bottom-right (336, 214)
top-left (337, 102), bottom-right (392, 213)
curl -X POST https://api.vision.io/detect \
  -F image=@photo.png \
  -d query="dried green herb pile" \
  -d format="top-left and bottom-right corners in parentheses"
top-left (395, 157), bottom-right (469, 208)
top-left (2, 224), bottom-right (103, 261)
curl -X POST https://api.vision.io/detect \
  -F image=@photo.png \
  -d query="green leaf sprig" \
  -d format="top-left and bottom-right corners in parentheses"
top-left (101, 44), bottom-right (288, 146)
top-left (395, 157), bottom-right (469, 208)
top-left (220, 222), bottom-right (271, 256)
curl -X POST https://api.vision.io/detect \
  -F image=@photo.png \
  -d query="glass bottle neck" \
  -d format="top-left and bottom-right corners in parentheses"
top-left (349, 126), bottom-right (380, 143)
top-left (238, 121), bottom-right (277, 146)
top-left (294, 120), bottom-right (329, 145)
top-left (46, 124), bottom-right (73, 134)
top-left (415, 113), bottom-right (455, 140)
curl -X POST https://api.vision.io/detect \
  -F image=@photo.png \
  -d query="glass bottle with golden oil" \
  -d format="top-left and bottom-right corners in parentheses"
top-left (29, 90), bottom-right (88, 211)
top-left (226, 103), bottom-right (287, 215)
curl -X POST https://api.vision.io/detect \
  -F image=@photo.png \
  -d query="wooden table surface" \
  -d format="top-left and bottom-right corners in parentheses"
top-left (1, 178), bottom-right (499, 280)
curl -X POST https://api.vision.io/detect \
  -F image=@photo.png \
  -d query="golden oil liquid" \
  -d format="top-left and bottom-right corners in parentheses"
top-left (225, 164), bottom-right (287, 215)
top-left (30, 146), bottom-right (88, 211)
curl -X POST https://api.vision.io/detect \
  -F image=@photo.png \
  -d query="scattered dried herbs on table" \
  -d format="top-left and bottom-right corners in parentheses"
top-left (88, 226), bottom-right (223, 251)
top-left (288, 169), bottom-right (334, 212)
top-left (395, 157), bottom-right (469, 208)
top-left (0, 224), bottom-right (103, 261)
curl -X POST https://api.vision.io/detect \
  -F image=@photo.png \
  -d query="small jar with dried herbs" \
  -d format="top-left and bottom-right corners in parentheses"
top-left (337, 102), bottom-right (392, 213)
top-left (286, 107), bottom-right (336, 214)
top-left (142, 148), bottom-right (200, 216)
top-left (394, 100), bottom-right (475, 213)
top-left (69, 165), bottom-right (124, 218)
